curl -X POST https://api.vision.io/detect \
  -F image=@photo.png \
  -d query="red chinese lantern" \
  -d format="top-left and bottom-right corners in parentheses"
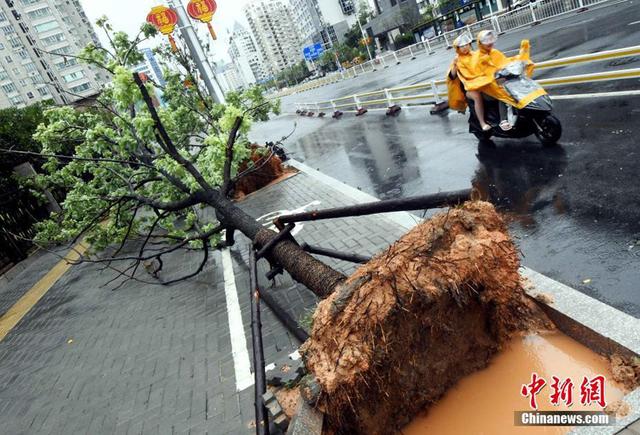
top-left (147, 5), bottom-right (179, 52)
top-left (186, 0), bottom-right (218, 40)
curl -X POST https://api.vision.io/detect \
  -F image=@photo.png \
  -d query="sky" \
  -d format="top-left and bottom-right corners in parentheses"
top-left (78, 0), bottom-right (253, 63)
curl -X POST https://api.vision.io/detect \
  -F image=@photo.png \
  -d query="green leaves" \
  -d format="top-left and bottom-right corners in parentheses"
top-left (27, 16), bottom-right (281, 260)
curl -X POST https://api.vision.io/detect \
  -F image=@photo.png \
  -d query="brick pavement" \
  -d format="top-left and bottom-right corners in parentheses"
top-left (0, 170), bottom-right (410, 434)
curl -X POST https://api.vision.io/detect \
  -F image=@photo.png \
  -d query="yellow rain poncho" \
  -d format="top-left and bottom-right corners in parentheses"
top-left (447, 36), bottom-right (545, 110)
top-left (446, 35), bottom-right (475, 112)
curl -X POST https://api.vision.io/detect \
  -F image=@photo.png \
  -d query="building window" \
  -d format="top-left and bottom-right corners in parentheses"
top-left (63, 70), bottom-right (84, 82)
top-left (37, 87), bottom-right (49, 96)
top-left (0, 70), bottom-right (8, 80)
top-left (7, 36), bottom-right (22, 49)
top-left (70, 82), bottom-right (91, 93)
top-left (55, 58), bottom-right (77, 70)
top-left (0, 11), bottom-right (7, 22)
top-left (40, 33), bottom-right (66, 45)
top-left (52, 45), bottom-right (71, 55)
top-left (35, 21), bottom-right (60, 33)
top-left (1, 25), bottom-right (15, 35)
top-left (10, 95), bottom-right (24, 105)
top-left (339, 0), bottom-right (355, 14)
top-left (27, 91), bottom-right (34, 99)
top-left (25, 62), bottom-right (37, 73)
top-left (20, 0), bottom-right (42, 5)
top-left (19, 78), bottom-right (27, 86)
top-left (27, 7), bottom-right (52, 20)
top-left (5, 55), bottom-right (13, 63)
top-left (1, 82), bottom-right (17, 93)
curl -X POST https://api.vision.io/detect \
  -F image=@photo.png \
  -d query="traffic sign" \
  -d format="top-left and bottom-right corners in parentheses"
top-left (303, 43), bottom-right (324, 61)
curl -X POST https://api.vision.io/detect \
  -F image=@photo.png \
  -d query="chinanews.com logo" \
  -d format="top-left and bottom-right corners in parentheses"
top-left (515, 372), bottom-right (614, 427)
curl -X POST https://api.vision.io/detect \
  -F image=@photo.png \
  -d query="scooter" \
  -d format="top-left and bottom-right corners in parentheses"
top-left (467, 61), bottom-right (562, 146)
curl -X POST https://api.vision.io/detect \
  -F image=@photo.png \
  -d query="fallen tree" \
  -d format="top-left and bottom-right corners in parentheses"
top-left (0, 17), bottom-right (552, 434)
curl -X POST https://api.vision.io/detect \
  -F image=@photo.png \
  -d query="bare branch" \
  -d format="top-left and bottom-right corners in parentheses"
top-left (221, 116), bottom-right (243, 197)
top-left (0, 148), bottom-right (157, 170)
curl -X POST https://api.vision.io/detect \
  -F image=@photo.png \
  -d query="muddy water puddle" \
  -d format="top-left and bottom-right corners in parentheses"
top-left (403, 333), bottom-right (625, 434)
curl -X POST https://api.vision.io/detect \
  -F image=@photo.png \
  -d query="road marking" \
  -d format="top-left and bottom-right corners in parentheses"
top-left (628, 20), bottom-right (640, 25)
top-left (0, 241), bottom-right (88, 342)
top-left (550, 90), bottom-right (640, 99)
top-left (221, 247), bottom-right (253, 392)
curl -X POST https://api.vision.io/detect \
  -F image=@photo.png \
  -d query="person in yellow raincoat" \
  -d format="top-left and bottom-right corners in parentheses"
top-left (446, 33), bottom-right (492, 131)
top-left (448, 30), bottom-right (543, 131)
top-left (471, 30), bottom-right (543, 129)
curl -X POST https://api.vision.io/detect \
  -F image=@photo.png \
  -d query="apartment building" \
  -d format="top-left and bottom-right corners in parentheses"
top-left (228, 21), bottom-right (268, 86)
top-left (242, 0), bottom-right (302, 76)
top-left (0, 0), bottom-right (105, 109)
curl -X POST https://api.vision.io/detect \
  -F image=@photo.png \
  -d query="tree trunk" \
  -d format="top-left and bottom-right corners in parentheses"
top-left (205, 191), bottom-right (346, 298)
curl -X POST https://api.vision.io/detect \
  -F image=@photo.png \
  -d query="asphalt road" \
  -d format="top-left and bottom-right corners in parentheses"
top-left (251, 0), bottom-right (640, 317)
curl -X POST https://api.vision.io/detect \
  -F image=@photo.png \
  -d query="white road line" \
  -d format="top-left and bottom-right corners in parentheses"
top-left (221, 247), bottom-right (302, 391)
top-left (221, 247), bottom-right (253, 392)
top-left (628, 20), bottom-right (640, 25)
top-left (550, 90), bottom-right (640, 99)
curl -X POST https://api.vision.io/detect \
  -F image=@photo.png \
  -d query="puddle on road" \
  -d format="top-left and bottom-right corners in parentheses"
top-left (403, 333), bottom-right (625, 435)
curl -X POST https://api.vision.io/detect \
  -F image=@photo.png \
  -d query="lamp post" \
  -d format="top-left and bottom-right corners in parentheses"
top-left (166, 0), bottom-right (226, 103)
top-left (357, 15), bottom-right (374, 63)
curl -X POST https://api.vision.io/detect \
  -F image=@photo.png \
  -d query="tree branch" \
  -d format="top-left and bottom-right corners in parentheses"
top-left (221, 116), bottom-right (243, 197)
top-left (132, 72), bottom-right (215, 193)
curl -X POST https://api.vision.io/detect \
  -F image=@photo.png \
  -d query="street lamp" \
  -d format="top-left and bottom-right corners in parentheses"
top-left (356, 14), bottom-right (374, 63)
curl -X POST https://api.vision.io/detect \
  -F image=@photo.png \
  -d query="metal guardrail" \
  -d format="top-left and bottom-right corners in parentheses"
top-left (295, 45), bottom-right (640, 113)
top-left (277, 0), bottom-right (616, 99)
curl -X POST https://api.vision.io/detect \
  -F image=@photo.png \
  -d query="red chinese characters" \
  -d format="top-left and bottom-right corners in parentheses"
top-left (550, 376), bottom-right (574, 406)
top-left (521, 373), bottom-right (607, 409)
top-left (580, 375), bottom-right (606, 407)
top-left (521, 372), bottom-right (547, 409)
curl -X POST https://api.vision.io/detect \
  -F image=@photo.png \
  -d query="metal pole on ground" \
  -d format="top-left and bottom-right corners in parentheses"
top-left (249, 249), bottom-right (269, 435)
top-left (409, 44), bottom-right (416, 60)
top-left (393, 50), bottom-right (400, 64)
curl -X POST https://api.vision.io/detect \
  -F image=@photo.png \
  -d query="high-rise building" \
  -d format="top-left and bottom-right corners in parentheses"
top-left (133, 48), bottom-right (165, 87)
top-left (289, 0), bottom-right (373, 48)
top-left (216, 61), bottom-right (245, 94)
top-left (0, 0), bottom-right (106, 109)
top-left (228, 22), bottom-right (268, 85)
top-left (243, 0), bottom-right (302, 76)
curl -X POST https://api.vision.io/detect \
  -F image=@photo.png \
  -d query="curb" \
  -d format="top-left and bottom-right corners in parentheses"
top-left (286, 158), bottom-right (640, 433)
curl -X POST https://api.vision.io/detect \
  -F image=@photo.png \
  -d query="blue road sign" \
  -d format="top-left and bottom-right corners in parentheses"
top-left (303, 43), bottom-right (324, 61)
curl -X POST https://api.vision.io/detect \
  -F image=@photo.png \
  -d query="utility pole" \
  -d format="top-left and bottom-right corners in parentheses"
top-left (356, 14), bottom-right (374, 63)
top-left (167, 0), bottom-right (226, 103)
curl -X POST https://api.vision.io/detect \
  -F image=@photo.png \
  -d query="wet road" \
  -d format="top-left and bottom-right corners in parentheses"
top-left (251, 0), bottom-right (640, 318)
top-left (277, 0), bottom-right (640, 112)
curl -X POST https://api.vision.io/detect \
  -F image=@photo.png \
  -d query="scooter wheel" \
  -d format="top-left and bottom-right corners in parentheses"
top-left (535, 114), bottom-right (562, 146)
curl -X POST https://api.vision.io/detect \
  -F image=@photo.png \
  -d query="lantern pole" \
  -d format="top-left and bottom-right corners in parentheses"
top-left (167, 0), bottom-right (225, 103)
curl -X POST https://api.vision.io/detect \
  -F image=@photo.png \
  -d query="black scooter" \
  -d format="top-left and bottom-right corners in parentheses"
top-left (467, 61), bottom-right (562, 146)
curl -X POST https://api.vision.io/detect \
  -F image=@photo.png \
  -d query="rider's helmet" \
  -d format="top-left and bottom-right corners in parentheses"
top-left (453, 33), bottom-right (472, 48)
top-left (453, 33), bottom-right (473, 54)
top-left (477, 30), bottom-right (498, 49)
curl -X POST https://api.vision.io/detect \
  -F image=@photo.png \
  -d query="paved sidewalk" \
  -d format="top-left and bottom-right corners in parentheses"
top-left (0, 170), bottom-right (409, 434)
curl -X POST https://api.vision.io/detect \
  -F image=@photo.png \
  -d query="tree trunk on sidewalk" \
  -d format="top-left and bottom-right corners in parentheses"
top-left (204, 190), bottom-right (347, 298)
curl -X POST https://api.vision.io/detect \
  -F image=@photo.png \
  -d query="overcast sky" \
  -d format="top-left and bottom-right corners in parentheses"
top-left (78, 0), bottom-right (253, 63)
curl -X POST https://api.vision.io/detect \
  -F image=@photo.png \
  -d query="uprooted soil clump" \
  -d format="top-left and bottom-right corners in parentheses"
top-left (234, 145), bottom-right (292, 199)
top-left (300, 201), bottom-right (552, 434)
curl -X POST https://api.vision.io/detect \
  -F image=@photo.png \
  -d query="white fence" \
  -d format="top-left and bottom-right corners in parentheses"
top-left (294, 45), bottom-right (640, 114)
top-left (278, 0), bottom-right (615, 98)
